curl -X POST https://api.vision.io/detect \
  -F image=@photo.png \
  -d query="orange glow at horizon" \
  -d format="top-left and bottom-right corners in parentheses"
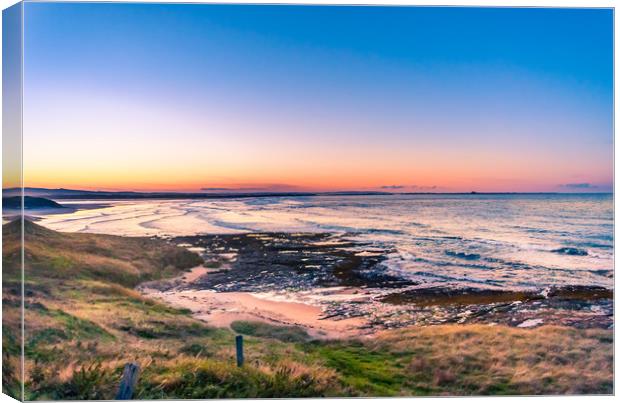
top-left (23, 150), bottom-right (613, 193)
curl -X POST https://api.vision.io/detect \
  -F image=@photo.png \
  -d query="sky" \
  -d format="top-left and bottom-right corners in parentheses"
top-left (21, 3), bottom-right (613, 193)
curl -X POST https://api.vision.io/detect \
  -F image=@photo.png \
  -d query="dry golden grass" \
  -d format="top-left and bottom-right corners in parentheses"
top-left (371, 324), bottom-right (613, 395)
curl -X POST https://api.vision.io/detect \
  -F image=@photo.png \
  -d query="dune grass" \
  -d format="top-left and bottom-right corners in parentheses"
top-left (300, 326), bottom-right (611, 396)
top-left (2, 220), bottom-right (613, 399)
top-left (231, 320), bottom-right (311, 343)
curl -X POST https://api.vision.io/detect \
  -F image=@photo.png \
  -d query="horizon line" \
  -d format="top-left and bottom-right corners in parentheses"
top-left (2, 186), bottom-right (613, 198)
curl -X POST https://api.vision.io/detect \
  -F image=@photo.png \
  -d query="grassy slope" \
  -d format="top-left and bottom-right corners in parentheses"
top-left (2, 221), bottom-right (613, 399)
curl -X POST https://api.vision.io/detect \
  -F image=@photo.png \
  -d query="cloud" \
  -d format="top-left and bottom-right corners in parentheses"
top-left (410, 185), bottom-right (438, 191)
top-left (201, 184), bottom-right (301, 192)
top-left (561, 183), bottom-right (597, 189)
top-left (379, 185), bottom-right (439, 191)
top-left (380, 185), bottom-right (405, 189)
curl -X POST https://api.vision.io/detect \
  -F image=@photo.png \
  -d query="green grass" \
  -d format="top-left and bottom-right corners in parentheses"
top-left (116, 319), bottom-right (216, 340)
top-left (231, 321), bottom-right (311, 343)
top-left (308, 343), bottom-right (408, 396)
top-left (45, 308), bottom-right (115, 341)
top-left (2, 324), bottom-right (22, 400)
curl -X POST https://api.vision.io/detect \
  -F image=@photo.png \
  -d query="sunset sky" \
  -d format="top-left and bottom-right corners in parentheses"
top-left (22, 4), bottom-right (613, 193)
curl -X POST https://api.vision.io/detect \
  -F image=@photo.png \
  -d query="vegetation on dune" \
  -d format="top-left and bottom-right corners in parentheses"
top-left (3, 219), bottom-right (202, 288)
top-left (136, 358), bottom-right (338, 399)
top-left (2, 220), bottom-right (613, 399)
top-left (298, 324), bottom-right (610, 396)
top-left (231, 320), bottom-right (311, 343)
top-left (2, 323), bottom-right (22, 400)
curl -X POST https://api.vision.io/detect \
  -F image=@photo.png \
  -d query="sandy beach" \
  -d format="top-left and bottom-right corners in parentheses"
top-left (139, 266), bottom-right (366, 339)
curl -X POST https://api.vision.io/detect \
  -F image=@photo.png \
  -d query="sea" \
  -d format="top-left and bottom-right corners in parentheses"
top-left (34, 193), bottom-right (613, 292)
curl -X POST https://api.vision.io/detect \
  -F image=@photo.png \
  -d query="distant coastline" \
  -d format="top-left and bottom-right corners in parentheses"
top-left (2, 187), bottom-right (612, 201)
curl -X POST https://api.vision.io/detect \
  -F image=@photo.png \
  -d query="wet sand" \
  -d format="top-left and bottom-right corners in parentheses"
top-left (139, 266), bottom-right (365, 339)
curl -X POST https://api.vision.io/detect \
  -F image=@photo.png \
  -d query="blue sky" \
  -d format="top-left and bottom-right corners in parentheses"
top-left (22, 3), bottom-right (613, 192)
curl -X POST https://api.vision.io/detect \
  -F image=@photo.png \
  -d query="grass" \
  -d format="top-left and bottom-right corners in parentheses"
top-left (366, 324), bottom-right (614, 395)
top-left (3, 219), bottom-right (202, 288)
top-left (231, 321), bottom-right (311, 343)
top-left (136, 358), bottom-right (339, 399)
top-left (310, 343), bottom-right (405, 396)
top-left (2, 220), bottom-right (614, 399)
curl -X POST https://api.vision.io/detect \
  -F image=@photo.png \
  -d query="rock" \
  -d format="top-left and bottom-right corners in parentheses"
top-left (517, 318), bottom-right (544, 328)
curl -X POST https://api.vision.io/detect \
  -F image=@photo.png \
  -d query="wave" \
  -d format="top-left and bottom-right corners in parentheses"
top-left (445, 250), bottom-right (481, 260)
top-left (551, 247), bottom-right (588, 256)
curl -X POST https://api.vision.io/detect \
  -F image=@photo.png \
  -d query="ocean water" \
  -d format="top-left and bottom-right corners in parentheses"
top-left (35, 194), bottom-right (613, 291)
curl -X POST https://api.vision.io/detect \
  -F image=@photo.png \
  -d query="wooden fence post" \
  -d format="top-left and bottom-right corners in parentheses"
top-left (116, 362), bottom-right (140, 400)
top-left (236, 335), bottom-right (244, 367)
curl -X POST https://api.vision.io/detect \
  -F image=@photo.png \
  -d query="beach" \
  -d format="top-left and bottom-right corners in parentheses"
top-left (2, 213), bottom-right (614, 399)
top-left (137, 230), bottom-right (612, 337)
top-left (140, 272), bottom-right (366, 339)
top-left (23, 194), bottom-right (614, 334)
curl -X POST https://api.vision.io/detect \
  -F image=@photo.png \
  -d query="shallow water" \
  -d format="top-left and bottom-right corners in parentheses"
top-left (35, 194), bottom-right (613, 291)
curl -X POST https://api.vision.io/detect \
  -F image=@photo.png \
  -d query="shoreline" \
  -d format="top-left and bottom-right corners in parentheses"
top-left (137, 231), bottom-right (614, 337)
top-left (4, 187), bottom-right (613, 201)
top-left (139, 268), bottom-right (366, 339)
top-left (5, 213), bottom-right (614, 336)
top-left (139, 268), bottom-right (615, 339)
